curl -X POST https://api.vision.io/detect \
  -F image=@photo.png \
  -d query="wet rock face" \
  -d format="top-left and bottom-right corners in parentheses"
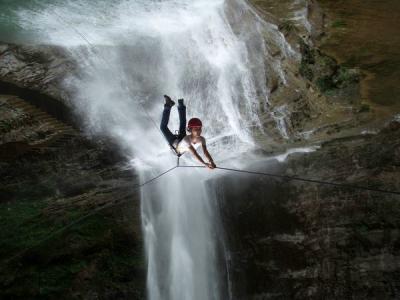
top-left (224, 6), bottom-right (400, 297)
top-left (244, 0), bottom-right (377, 151)
top-left (315, 0), bottom-right (400, 108)
top-left (1, 2), bottom-right (399, 299)
top-left (0, 135), bottom-right (146, 299)
top-left (218, 121), bottom-right (400, 299)
top-left (0, 27), bottom-right (363, 151)
top-left (215, 164), bottom-right (307, 298)
top-left (0, 93), bottom-right (146, 299)
top-left (0, 43), bottom-right (75, 102)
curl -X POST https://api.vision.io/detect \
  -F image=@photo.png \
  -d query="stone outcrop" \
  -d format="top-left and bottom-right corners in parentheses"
top-left (0, 93), bottom-right (146, 299)
top-left (220, 0), bottom-right (400, 298)
top-left (0, 43), bottom-right (74, 103)
top-left (249, 0), bottom-right (398, 150)
top-left (217, 119), bottom-right (400, 299)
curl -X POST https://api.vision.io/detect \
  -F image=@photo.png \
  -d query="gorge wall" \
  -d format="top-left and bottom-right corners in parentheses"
top-left (218, 0), bottom-right (400, 298)
top-left (1, 0), bottom-right (400, 299)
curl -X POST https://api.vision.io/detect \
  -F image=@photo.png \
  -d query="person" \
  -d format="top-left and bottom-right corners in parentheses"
top-left (160, 95), bottom-right (216, 170)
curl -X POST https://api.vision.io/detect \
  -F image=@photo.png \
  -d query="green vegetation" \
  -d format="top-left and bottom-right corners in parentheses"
top-left (316, 76), bottom-right (336, 92)
top-left (331, 19), bottom-right (347, 28)
top-left (299, 38), bottom-right (360, 94)
top-left (320, 55), bottom-right (336, 69)
top-left (315, 66), bottom-right (359, 93)
top-left (299, 39), bottom-right (315, 81)
top-left (300, 61), bottom-right (313, 81)
top-left (279, 19), bottom-right (295, 34)
top-left (336, 67), bottom-right (360, 86)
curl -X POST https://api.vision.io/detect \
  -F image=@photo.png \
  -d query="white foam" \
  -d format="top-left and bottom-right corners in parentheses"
top-left (272, 145), bottom-right (319, 162)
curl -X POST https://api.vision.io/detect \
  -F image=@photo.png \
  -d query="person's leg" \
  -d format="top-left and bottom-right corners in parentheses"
top-left (160, 105), bottom-right (177, 145)
top-left (177, 100), bottom-right (186, 140)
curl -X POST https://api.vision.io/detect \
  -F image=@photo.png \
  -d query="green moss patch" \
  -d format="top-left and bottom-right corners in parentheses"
top-left (299, 37), bottom-right (360, 94)
top-left (279, 19), bottom-right (296, 35)
top-left (331, 19), bottom-right (347, 28)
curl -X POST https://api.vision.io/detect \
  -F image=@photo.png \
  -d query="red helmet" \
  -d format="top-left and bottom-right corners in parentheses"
top-left (187, 118), bottom-right (202, 129)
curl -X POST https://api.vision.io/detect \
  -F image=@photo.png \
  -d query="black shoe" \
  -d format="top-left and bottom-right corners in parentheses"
top-left (178, 98), bottom-right (184, 106)
top-left (164, 95), bottom-right (175, 107)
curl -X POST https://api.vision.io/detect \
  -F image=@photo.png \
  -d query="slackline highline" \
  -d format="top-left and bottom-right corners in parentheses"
top-left (179, 165), bottom-right (400, 196)
top-left (2, 162), bottom-right (400, 268)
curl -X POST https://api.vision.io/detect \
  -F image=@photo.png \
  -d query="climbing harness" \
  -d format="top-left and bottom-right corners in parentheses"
top-left (170, 144), bottom-right (182, 165)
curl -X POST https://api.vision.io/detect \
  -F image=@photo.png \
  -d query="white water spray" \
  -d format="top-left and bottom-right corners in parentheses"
top-left (17, 0), bottom-right (296, 298)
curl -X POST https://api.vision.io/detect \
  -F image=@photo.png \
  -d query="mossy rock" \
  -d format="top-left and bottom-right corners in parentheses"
top-left (335, 67), bottom-right (360, 87)
top-left (298, 38), bottom-right (360, 95)
top-left (315, 66), bottom-right (359, 93)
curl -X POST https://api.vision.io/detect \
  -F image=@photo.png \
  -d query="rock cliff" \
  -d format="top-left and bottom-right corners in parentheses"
top-left (1, 0), bottom-right (400, 299)
top-left (219, 0), bottom-right (400, 298)
top-left (217, 120), bottom-right (400, 299)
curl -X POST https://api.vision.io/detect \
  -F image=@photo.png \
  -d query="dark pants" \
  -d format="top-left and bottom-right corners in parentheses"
top-left (160, 104), bottom-right (186, 146)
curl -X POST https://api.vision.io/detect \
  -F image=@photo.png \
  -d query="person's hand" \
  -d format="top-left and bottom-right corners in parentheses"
top-left (205, 162), bottom-right (215, 170)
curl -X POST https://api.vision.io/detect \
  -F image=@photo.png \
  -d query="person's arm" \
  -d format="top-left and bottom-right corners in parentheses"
top-left (202, 144), bottom-right (216, 168)
top-left (188, 145), bottom-right (207, 165)
top-left (188, 146), bottom-right (214, 169)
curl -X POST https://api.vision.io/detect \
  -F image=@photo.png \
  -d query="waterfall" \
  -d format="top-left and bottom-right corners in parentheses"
top-left (16, 0), bottom-right (296, 298)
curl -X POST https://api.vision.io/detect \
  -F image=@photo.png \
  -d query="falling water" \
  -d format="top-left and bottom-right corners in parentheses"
top-left (15, 0), bottom-right (297, 298)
